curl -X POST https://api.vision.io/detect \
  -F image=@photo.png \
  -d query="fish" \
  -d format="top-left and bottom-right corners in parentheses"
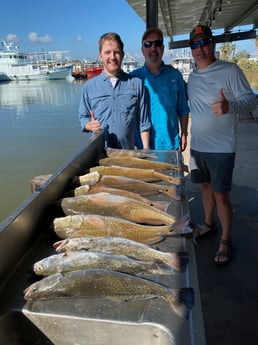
top-left (54, 236), bottom-right (189, 272)
top-left (33, 250), bottom-right (174, 276)
top-left (53, 214), bottom-right (192, 245)
top-left (89, 165), bottom-right (182, 185)
top-left (105, 148), bottom-right (157, 159)
top-left (99, 156), bottom-right (182, 171)
top-left (60, 193), bottom-right (179, 225)
top-left (73, 185), bottom-right (171, 212)
top-left (23, 268), bottom-right (194, 319)
top-left (78, 171), bottom-right (100, 186)
top-left (80, 175), bottom-right (181, 200)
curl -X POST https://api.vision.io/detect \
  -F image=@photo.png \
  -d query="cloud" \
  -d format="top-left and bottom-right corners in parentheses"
top-left (28, 32), bottom-right (51, 43)
top-left (6, 33), bottom-right (20, 43)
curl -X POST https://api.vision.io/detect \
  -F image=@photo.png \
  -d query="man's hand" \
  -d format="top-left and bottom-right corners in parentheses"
top-left (211, 88), bottom-right (229, 116)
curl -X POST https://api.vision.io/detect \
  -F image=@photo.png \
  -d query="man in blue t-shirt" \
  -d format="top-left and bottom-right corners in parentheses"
top-left (131, 27), bottom-right (189, 151)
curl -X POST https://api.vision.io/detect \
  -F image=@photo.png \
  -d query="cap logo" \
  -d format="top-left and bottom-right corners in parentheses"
top-left (195, 26), bottom-right (203, 35)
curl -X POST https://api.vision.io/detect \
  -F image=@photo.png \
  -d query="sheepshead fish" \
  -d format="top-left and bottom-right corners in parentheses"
top-left (89, 166), bottom-right (181, 185)
top-left (73, 185), bottom-right (170, 212)
top-left (53, 214), bottom-right (191, 245)
top-left (60, 193), bottom-right (178, 225)
top-left (54, 236), bottom-right (189, 272)
top-left (33, 251), bottom-right (173, 276)
top-left (83, 175), bottom-right (181, 200)
top-left (23, 268), bottom-right (194, 319)
top-left (99, 156), bottom-right (181, 171)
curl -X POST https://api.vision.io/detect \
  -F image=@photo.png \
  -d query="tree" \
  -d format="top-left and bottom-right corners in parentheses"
top-left (219, 42), bottom-right (236, 61)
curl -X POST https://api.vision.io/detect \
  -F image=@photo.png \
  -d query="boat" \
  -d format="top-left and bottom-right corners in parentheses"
top-left (0, 39), bottom-right (73, 81)
top-left (0, 132), bottom-right (205, 345)
top-left (122, 58), bottom-right (142, 72)
top-left (72, 61), bottom-right (103, 80)
top-left (171, 51), bottom-right (195, 82)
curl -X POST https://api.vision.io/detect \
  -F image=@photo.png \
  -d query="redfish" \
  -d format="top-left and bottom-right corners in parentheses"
top-left (23, 268), bottom-right (194, 319)
top-left (80, 175), bottom-right (181, 200)
top-left (73, 185), bottom-right (170, 212)
top-left (89, 165), bottom-right (181, 184)
top-left (99, 156), bottom-right (181, 171)
top-left (60, 193), bottom-right (178, 225)
top-left (53, 214), bottom-right (191, 245)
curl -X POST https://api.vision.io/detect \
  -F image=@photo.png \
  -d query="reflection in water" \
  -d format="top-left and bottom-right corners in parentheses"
top-left (0, 78), bottom-right (83, 116)
top-left (0, 79), bottom-right (90, 222)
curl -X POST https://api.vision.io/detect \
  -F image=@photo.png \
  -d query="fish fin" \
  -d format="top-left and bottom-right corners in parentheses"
top-left (169, 287), bottom-right (194, 319)
top-left (170, 214), bottom-right (193, 235)
top-left (150, 200), bottom-right (171, 212)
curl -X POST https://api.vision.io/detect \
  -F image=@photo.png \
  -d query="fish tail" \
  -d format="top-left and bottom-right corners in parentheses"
top-left (170, 214), bottom-right (192, 235)
top-left (53, 240), bottom-right (66, 252)
top-left (169, 287), bottom-right (194, 319)
top-left (166, 252), bottom-right (189, 272)
top-left (150, 200), bottom-right (171, 212)
top-left (151, 261), bottom-right (174, 275)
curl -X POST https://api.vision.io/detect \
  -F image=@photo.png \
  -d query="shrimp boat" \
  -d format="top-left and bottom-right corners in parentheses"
top-left (0, 39), bottom-right (73, 81)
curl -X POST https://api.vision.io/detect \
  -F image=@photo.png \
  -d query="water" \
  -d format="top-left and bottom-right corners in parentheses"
top-left (0, 78), bottom-right (91, 222)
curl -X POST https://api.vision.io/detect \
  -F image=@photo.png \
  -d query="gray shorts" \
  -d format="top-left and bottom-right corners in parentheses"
top-left (190, 149), bottom-right (235, 192)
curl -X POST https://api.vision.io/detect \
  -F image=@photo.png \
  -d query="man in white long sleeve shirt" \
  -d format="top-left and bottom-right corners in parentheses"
top-left (187, 25), bottom-right (257, 266)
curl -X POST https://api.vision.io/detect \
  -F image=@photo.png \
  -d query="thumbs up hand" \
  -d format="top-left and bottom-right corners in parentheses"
top-left (211, 88), bottom-right (229, 116)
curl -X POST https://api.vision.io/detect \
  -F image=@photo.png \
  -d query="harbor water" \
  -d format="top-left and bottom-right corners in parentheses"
top-left (0, 78), bottom-right (91, 222)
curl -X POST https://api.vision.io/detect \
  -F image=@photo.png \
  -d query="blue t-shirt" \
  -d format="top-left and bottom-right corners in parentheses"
top-left (131, 63), bottom-right (189, 150)
top-left (78, 71), bottom-right (151, 149)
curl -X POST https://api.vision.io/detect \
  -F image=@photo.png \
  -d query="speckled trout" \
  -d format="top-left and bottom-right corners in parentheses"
top-left (89, 166), bottom-right (181, 184)
top-left (80, 175), bottom-right (181, 200)
top-left (60, 193), bottom-right (179, 225)
top-left (33, 250), bottom-right (174, 277)
top-left (99, 156), bottom-right (181, 171)
top-left (53, 214), bottom-right (191, 244)
top-left (23, 268), bottom-right (194, 319)
top-left (54, 236), bottom-right (189, 272)
top-left (73, 185), bottom-right (170, 212)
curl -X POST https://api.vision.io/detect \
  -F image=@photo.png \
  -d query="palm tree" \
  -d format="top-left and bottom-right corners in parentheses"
top-left (219, 42), bottom-right (236, 61)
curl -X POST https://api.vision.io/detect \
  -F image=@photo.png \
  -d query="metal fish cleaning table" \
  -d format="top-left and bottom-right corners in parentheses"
top-left (0, 132), bottom-right (206, 345)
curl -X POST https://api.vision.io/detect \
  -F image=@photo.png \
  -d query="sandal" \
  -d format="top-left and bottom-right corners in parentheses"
top-left (193, 222), bottom-right (218, 240)
top-left (214, 239), bottom-right (232, 266)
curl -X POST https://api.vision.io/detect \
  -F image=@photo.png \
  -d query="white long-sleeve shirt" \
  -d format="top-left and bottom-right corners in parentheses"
top-left (188, 59), bottom-right (257, 153)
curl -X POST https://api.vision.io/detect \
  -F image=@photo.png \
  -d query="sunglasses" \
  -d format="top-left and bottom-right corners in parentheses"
top-left (190, 38), bottom-right (212, 50)
top-left (143, 39), bottom-right (163, 48)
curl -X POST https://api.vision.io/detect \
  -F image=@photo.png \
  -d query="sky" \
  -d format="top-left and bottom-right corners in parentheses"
top-left (1, 0), bottom-right (257, 63)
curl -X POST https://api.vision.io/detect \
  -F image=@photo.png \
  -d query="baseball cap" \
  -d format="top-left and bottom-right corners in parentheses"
top-left (189, 25), bottom-right (213, 42)
top-left (142, 27), bottom-right (163, 42)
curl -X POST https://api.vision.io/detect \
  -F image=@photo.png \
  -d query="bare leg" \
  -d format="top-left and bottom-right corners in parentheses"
top-left (213, 191), bottom-right (233, 264)
top-left (201, 182), bottom-right (216, 226)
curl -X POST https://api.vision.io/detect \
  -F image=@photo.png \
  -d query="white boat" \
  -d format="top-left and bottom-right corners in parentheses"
top-left (122, 59), bottom-right (142, 72)
top-left (171, 51), bottom-right (195, 82)
top-left (0, 39), bottom-right (73, 81)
